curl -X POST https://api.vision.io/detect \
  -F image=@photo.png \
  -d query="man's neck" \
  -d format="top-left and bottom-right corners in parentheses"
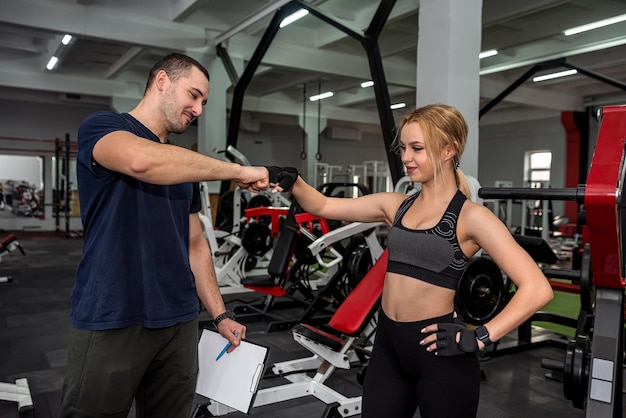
top-left (128, 103), bottom-right (168, 143)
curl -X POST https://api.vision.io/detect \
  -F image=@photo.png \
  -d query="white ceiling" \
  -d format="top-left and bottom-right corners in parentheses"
top-left (1, 0), bottom-right (626, 127)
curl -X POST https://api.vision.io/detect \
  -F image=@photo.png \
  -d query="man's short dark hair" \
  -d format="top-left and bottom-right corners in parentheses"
top-left (144, 53), bottom-right (210, 94)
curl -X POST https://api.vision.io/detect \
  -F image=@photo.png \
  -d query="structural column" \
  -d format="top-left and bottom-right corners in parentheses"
top-left (192, 51), bottom-right (241, 193)
top-left (416, 0), bottom-right (482, 178)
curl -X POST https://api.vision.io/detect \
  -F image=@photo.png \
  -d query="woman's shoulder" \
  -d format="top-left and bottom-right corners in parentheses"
top-left (460, 200), bottom-right (514, 241)
top-left (388, 191), bottom-right (417, 206)
top-left (371, 191), bottom-right (414, 223)
top-left (461, 199), bottom-right (498, 222)
top-left (365, 191), bottom-right (410, 209)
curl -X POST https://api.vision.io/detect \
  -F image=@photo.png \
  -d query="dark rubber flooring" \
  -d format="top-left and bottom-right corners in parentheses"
top-left (0, 234), bottom-right (616, 417)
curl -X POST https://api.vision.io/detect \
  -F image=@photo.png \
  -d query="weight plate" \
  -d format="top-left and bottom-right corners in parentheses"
top-left (241, 222), bottom-right (272, 256)
top-left (563, 334), bottom-right (590, 410)
top-left (579, 243), bottom-right (595, 314)
top-left (248, 195), bottom-right (272, 208)
top-left (346, 243), bottom-right (372, 289)
top-left (248, 195), bottom-right (273, 225)
top-left (455, 257), bottom-right (508, 325)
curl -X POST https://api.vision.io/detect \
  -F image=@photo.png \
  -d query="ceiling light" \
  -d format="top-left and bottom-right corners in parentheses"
top-left (280, 9), bottom-right (309, 28)
top-left (45, 34), bottom-right (75, 71)
top-left (390, 102), bottom-right (406, 110)
top-left (46, 56), bottom-right (59, 71)
top-left (309, 91), bottom-right (334, 101)
top-left (564, 13), bottom-right (626, 36)
top-left (361, 80), bottom-right (374, 88)
top-left (532, 69), bottom-right (577, 82)
top-left (479, 49), bottom-right (498, 59)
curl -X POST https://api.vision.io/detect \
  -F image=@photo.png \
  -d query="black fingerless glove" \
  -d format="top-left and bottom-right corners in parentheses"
top-left (265, 166), bottom-right (299, 192)
top-left (435, 323), bottom-right (478, 357)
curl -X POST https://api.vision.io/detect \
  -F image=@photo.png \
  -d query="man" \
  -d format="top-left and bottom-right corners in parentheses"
top-left (59, 53), bottom-right (268, 417)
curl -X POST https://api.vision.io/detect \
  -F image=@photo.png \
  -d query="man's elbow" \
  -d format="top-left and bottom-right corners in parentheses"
top-left (126, 156), bottom-right (170, 184)
top-left (128, 156), bottom-right (152, 176)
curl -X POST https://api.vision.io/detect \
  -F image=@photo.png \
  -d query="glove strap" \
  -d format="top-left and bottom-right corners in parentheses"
top-left (459, 328), bottom-right (478, 353)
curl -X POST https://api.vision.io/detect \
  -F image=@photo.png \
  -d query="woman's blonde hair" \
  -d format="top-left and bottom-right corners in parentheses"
top-left (395, 103), bottom-right (471, 199)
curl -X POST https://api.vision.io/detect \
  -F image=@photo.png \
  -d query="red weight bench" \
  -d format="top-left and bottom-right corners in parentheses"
top-left (290, 248), bottom-right (388, 365)
top-left (206, 249), bottom-right (388, 417)
top-left (1, 233), bottom-right (24, 256)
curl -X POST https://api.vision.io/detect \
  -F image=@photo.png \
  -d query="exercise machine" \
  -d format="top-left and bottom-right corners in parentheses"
top-left (0, 234), bottom-right (32, 416)
top-left (199, 182), bottom-right (280, 293)
top-left (346, 161), bottom-right (391, 194)
top-left (478, 105), bottom-right (626, 417)
top-left (231, 182), bottom-right (385, 332)
top-left (258, 218), bottom-right (385, 332)
top-left (198, 146), bottom-right (292, 293)
top-left (0, 233), bottom-right (25, 283)
top-left (199, 250), bottom-right (388, 418)
top-left (230, 200), bottom-right (363, 331)
top-left (0, 378), bottom-right (33, 418)
top-left (314, 163), bottom-right (345, 190)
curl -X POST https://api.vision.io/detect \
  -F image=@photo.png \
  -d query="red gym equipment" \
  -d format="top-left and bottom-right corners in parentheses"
top-left (479, 105), bottom-right (626, 417)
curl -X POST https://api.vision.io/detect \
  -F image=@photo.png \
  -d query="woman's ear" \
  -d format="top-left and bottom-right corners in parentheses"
top-left (443, 145), bottom-right (456, 163)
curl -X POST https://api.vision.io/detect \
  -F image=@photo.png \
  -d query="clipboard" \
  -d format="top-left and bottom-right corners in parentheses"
top-left (196, 329), bottom-right (269, 414)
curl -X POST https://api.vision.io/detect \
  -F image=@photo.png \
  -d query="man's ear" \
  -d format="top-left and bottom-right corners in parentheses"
top-left (154, 70), bottom-right (169, 92)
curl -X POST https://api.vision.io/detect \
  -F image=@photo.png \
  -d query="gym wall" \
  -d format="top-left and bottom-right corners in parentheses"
top-left (480, 116), bottom-right (569, 220)
top-left (0, 95), bottom-right (578, 230)
top-left (235, 122), bottom-right (391, 182)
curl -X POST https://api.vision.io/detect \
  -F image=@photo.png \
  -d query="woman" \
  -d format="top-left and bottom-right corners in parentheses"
top-left (269, 103), bottom-right (553, 418)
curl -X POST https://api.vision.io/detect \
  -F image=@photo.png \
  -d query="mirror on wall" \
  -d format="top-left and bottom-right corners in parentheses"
top-left (0, 155), bottom-right (44, 219)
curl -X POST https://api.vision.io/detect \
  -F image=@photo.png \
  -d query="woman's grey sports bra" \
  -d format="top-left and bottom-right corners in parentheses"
top-left (386, 190), bottom-right (469, 290)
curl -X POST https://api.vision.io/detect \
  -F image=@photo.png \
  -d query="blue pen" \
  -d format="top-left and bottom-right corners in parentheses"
top-left (216, 332), bottom-right (239, 361)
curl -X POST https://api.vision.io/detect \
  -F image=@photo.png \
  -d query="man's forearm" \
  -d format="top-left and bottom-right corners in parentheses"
top-left (189, 238), bottom-right (228, 319)
top-left (125, 142), bottom-right (248, 185)
top-left (93, 131), bottom-right (266, 186)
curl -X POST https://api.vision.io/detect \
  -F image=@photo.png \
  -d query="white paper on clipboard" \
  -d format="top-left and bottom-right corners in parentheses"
top-left (196, 329), bottom-right (269, 414)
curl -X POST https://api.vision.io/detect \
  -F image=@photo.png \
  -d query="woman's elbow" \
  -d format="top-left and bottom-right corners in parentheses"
top-left (539, 280), bottom-right (555, 307)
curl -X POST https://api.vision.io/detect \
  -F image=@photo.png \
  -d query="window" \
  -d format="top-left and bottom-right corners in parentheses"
top-left (525, 151), bottom-right (552, 188)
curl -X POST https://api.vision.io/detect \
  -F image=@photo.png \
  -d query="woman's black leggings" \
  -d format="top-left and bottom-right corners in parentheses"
top-left (362, 310), bottom-right (481, 418)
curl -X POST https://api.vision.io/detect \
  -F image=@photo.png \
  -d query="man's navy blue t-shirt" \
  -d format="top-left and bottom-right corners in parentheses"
top-left (71, 111), bottom-right (201, 330)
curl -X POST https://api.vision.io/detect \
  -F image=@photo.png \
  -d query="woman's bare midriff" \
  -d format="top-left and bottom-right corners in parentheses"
top-left (381, 272), bottom-right (456, 322)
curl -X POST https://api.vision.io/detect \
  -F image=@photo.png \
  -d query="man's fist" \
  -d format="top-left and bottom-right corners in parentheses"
top-left (265, 166), bottom-right (299, 192)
